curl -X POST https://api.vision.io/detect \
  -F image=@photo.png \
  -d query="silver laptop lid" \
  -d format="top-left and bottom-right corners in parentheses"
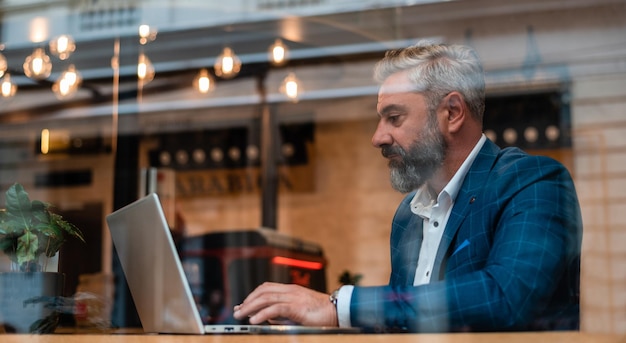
top-left (106, 193), bottom-right (204, 334)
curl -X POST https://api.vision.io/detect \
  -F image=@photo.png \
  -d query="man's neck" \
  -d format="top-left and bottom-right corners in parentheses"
top-left (429, 134), bottom-right (482, 194)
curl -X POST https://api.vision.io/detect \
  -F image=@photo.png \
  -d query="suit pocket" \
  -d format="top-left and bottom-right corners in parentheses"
top-left (446, 239), bottom-right (487, 275)
top-left (448, 240), bottom-right (472, 266)
top-left (452, 239), bottom-right (470, 257)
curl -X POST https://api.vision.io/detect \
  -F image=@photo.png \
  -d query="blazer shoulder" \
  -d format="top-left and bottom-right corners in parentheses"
top-left (493, 146), bottom-right (569, 175)
top-left (467, 142), bottom-right (575, 196)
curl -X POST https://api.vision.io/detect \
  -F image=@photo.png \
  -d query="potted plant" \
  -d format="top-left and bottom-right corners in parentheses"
top-left (0, 183), bottom-right (84, 333)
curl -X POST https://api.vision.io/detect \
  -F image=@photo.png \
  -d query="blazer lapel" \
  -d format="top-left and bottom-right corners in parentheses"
top-left (397, 216), bottom-right (423, 285)
top-left (390, 196), bottom-right (424, 286)
top-left (431, 140), bottom-right (501, 280)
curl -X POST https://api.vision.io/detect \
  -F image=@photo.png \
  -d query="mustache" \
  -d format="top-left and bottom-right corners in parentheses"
top-left (381, 145), bottom-right (404, 159)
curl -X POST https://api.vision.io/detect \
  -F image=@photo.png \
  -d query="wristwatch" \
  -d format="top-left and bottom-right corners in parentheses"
top-left (329, 289), bottom-right (340, 308)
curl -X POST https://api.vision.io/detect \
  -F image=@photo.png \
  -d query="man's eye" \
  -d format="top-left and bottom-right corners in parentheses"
top-left (388, 115), bottom-right (400, 124)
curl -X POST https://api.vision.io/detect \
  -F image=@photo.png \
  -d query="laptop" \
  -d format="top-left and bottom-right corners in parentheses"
top-left (106, 193), bottom-right (361, 334)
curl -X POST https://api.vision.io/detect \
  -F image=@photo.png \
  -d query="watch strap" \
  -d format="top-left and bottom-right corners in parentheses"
top-left (329, 288), bottom-right (340, 308)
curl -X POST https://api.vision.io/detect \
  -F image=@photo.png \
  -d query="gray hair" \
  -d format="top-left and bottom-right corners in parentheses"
top-left (374, 41), bottom-right (486, 122)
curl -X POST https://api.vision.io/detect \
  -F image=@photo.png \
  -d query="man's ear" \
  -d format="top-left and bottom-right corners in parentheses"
top-left (444, 92), bottom-right (466, 133)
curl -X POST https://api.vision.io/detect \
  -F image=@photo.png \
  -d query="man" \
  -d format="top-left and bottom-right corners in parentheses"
top-left (233, 42), bottom-right (582, 332)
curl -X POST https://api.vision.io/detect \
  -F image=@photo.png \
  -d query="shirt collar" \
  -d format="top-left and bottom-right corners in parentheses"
top-left (410, 134), bottom-right (487, 217)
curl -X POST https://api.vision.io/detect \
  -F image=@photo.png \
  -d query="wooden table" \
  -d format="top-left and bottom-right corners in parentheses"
top-left (0, 332), bottom-right (623, 343)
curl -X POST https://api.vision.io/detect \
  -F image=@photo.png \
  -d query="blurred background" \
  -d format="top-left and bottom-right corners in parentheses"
top-left (0, 0), bottom-right (624, 334)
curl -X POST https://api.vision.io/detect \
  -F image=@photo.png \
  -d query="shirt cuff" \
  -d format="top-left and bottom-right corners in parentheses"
top-left (336, 285), bottom-right (354, 328)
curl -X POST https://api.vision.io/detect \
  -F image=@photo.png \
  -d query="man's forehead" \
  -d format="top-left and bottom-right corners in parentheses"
top-left (378, 71), bottom-right (414, 96)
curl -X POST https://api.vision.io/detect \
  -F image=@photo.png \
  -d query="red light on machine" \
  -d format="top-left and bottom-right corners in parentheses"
top-left (271, 256), bottom-right (323, 270)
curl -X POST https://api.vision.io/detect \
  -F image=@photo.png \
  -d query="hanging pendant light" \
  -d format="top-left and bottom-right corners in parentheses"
top-left (280, 72), bottom-right (301, 102)
top-left (23, 47), bottom-right (52, 80)
top-left (49, 34), bottom-right (76, 60)
top-left (268, 38), bottom-right (289, 66)
top-left (1, 73), bottom-right (17, 98)
top-left (193, 68), bottom-right (215, 94)
top-left (137, 52), bottom-right (155, 84)
top-left (214, 47), bottom-right (241, 79)
top-left (138, 24), bottom-right (157, 45)
top-left (52, 64), bottom-right (82, 99)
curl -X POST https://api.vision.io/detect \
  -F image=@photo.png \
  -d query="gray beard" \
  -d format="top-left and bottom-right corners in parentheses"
top-left (385, 125), bottom-right (446, 194)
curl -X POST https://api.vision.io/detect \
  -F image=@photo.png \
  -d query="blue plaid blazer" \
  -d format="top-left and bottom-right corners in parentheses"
top-left (350, 139), bottom-right (582, 332)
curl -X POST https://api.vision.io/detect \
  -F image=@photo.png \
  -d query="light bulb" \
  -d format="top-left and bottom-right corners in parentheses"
top-left (137, 53), bottom-right (155, 83)
top-left (52, 64), bottom-right (82, 99)
top-left (193, 68), bottom-right (215, 94)
top-left (23, 47), bottom-right (52, 80)
top-left (280, 72), bottom-right (301, 101)
top-left (214, 47), bottom-right (241, 79)
top-left (41, 129), bottom-right (50, 154)
top-left (269, 39), bottom-right (289, 66)
top-left (139, 25), bottom-right (150, 39)
top-left (49, 34), bottom-right (75, 60)
top-left (1, 73), bottom-right (17, 98)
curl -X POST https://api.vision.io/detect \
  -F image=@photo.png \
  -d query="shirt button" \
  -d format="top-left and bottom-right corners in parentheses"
top-left (426, 271), bottom-right (430, 277)
top-left (433, 221), bottom-right (439, 227)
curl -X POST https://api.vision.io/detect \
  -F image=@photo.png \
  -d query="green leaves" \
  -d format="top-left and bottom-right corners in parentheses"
top-left (50, 212), bottom-right (85, 243)
top-left (17, 230), bottom-right (38, 266)
top-left (0, 183), bottom-right (85, 271)
top-left (5, 183), bottom-right (34, 229)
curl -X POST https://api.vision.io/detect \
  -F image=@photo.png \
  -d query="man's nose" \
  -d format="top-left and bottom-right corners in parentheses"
top-left (372, 123), bottom-right (392, 148)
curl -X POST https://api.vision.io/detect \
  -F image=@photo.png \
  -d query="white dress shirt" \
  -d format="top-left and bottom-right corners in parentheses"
top-left (335, 134), bottom-right (487, 328)
top-left (411, 134), bottom-right (486, 285)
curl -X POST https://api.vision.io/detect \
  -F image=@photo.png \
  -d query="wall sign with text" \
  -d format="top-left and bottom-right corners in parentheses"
top-left (147, 123), bottom-right (315, 198)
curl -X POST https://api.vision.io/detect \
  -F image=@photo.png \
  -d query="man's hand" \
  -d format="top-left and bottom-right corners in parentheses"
top-left (233, 282), bottom-right (339, 327)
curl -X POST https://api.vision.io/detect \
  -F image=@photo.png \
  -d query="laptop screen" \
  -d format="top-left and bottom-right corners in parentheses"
top-left (106, 193), bottom-right (205, 334)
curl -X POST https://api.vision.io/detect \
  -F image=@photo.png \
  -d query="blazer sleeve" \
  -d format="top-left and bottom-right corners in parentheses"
top-left (348, 151), bottom-right (582, 333)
